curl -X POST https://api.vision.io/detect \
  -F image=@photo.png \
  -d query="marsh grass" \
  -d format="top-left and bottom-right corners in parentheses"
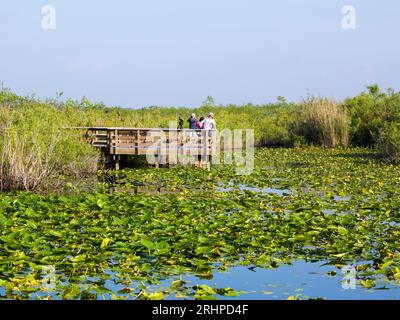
top-left (293, 96), bottom-right (349, 147)
top-left (0, 91), bottom-right (99, 191)
top-left (1, 85), bottom-right (400, 191)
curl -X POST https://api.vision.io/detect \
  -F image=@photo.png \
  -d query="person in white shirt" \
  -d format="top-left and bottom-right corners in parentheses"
top-left (203, 112), bottom-right (216, 130)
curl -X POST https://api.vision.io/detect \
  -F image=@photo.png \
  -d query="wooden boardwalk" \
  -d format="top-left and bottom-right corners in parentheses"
top-left (79, 127), bottom-right (218, 169)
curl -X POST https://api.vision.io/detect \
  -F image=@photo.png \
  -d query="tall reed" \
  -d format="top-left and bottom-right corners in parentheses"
top-left (0, 92), bottom-right (99, 191)
top-left (292, 97), bottom-right (349, 147)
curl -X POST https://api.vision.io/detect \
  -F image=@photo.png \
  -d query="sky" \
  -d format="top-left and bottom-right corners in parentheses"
top-left (0, 0), bottom-right (399, 108)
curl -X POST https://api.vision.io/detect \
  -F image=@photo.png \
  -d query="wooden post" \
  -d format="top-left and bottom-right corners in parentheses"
top-left (114, 155), bottom-right (121, 171)
top-left (137, 129), bottom-right (140, 156)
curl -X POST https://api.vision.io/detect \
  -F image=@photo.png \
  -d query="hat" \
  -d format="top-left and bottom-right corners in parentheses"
top-left (209, 112), bottom-right (214, 117)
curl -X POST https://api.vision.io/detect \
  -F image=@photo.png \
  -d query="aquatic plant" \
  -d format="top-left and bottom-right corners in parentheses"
top-left (1, 147), bottom-right (400, 299)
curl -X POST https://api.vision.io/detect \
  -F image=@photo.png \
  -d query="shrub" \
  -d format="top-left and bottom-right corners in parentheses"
top-left (345, 85), bottom-right (400, 146)
top-left (377, 123), bottom-right (400, 163)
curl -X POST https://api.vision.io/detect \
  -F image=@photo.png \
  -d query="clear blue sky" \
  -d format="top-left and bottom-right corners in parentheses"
top-left (1, 0), bottom-right (399, 107)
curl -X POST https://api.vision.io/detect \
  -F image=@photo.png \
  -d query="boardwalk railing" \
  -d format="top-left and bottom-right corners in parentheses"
top-left (76, 127), bottom-right (218, 169)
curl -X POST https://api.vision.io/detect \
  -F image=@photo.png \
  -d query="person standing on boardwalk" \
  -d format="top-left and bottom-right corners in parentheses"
top-left (187, 113), bottom-right (197, 129)
top-left (177, 116), bottom-right (184, 130)
top-left (203, 113), bottom-right (216, 130)
top-left (196, 117), bottom-right (205, 129)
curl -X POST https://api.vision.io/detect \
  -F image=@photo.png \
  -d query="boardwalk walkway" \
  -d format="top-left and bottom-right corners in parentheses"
top-left (78, 127), bottom-right (218, 169)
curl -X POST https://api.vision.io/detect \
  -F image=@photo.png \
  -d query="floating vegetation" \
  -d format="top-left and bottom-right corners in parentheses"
top-left (1, 147), bottom-right (400, 299)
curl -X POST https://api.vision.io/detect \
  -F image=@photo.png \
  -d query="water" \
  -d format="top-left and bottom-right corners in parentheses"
top-left (107, 261), bottom-right (400, 300)
top-left (2, 260), bottom-right (399, 300)
top-left (98, 182), bottom-right (399, 300)
top-left (2, 179), bottom-right (393, 300)
top-left (216, 182), bottom-right (292, 196)
top-left (110, 182), bottom-right (293, 197)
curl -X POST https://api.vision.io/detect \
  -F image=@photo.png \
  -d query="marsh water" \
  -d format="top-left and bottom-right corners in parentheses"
top-left (5, 260), bottom-right (399, 300)
top-left (147, 262), bottom-right (400, 300)
top-left (1, 148), bottom-right (400, 300)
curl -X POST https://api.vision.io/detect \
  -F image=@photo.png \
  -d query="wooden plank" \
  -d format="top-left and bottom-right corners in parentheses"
top-left (81, 127), bottom-right (218, 167)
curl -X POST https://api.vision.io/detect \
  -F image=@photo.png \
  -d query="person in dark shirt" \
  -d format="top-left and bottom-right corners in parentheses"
top-left (177, 116), bottom-right (184, 130)
top-left (187, 113), bottom-right (197, 129)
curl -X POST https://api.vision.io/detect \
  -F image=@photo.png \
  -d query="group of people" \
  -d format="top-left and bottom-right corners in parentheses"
top-left (178, 113), bottom-right (217, 130)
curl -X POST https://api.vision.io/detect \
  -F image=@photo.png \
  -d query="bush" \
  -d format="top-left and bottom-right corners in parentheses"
top-left (377, 123), bottom-right (400, 163)
top-left (345, 85), bottom-right (400, 146)
top-left (292, 96), bottom-right (349, 147)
